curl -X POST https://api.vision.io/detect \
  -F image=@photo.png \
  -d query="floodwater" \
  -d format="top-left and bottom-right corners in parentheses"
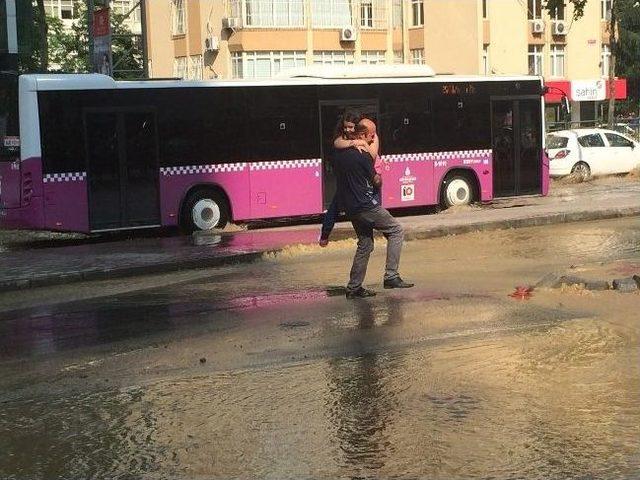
top-left (0, 218), bottom-right (639, 479)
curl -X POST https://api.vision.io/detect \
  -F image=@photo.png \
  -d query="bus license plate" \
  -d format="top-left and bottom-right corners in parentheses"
top-left (3, 136), bottom-right (20, 148)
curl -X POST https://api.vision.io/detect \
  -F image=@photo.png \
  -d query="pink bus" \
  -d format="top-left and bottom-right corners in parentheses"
top-left (0, 67), bottom-right (548, 234)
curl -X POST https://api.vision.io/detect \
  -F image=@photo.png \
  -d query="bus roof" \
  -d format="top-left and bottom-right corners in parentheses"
top-left (275, 64), bottom-right (437, 79)
top-left (21, 71), bottom-right (544, 91)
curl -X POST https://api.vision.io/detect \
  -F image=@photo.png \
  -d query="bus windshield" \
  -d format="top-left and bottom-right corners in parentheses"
top-left (0, 73), bottom-right (19, 160)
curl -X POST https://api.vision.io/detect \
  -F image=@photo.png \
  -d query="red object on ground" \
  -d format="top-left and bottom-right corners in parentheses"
top-left (509, 286), bottom-right (533, 300)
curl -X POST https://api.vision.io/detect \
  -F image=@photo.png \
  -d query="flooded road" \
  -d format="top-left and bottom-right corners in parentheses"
top-left (0, 218), bottom-right (639, 479)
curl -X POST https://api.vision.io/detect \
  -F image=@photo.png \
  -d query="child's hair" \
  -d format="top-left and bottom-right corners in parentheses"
top-left (333, 109), bottom-right (361, 140)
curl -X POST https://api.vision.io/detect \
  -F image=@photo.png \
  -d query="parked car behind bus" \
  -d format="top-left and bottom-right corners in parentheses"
top-left (546, 128), bottom-right (640, 181)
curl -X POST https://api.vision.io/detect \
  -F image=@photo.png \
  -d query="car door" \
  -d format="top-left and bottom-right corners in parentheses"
top-left (604, 132), bottom-right (636, 173)
top-left (577, 133), bottom-right (606, 175)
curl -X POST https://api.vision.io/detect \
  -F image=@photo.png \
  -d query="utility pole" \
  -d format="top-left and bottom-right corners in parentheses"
top-left (0, 0), bottom-right (18, 71)
top-left (607, 0), bottom-right (617, 128)
top-left (140, 0), bottom-right (148, 78)
top-left (87, 0), bottom-right (95, 70)
top-left (5, 0), bottom-right (16, 54)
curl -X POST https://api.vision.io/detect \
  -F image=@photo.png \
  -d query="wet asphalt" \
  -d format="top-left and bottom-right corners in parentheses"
top-left (0, 217), bottom-right (639, 479)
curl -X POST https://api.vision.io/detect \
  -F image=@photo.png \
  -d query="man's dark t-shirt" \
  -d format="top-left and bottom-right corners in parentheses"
top-left (333, 147), bottom-right (379, 215)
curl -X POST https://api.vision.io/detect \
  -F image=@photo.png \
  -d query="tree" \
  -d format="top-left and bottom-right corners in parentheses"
top-left (603, 1), bottom-right (640, 124)
top-left (48, 1), bottom-right (143, 78)
top-left (547, 0), bottom-right (640, 125)
top-left (545, 0), bottom-right (587, 22)
top-left (20, 0), bottom-right (143, 78)
top-left (614, 1), bottom-right (640, 115)
top-left (35, 0), bottom-right (48, 71)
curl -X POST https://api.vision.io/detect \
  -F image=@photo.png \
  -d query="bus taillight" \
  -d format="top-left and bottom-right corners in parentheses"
top-left (22, 171), bottom-right (33, 205)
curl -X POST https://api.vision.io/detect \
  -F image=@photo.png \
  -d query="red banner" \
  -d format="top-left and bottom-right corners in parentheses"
top-left (93, 8), bottom-right (110, 37)
top-left (545, 79), bottom-right (627, 103)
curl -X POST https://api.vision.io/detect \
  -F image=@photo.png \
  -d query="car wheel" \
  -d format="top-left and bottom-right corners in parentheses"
top-left (182, 189), bottom-right (229, 232)
top-left (441, 175), bottom-right (474, 208)
top-left (571, 162), bottom-right (591, 182)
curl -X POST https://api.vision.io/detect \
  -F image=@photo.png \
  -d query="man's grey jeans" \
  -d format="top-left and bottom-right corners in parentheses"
top-left (347, 206), bottom-right (404, 291)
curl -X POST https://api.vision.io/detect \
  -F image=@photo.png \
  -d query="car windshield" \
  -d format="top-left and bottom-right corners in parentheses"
top-left (546, 135), bottom-right (568, 149)
top-left (578, 134), bottom-right (605, 147)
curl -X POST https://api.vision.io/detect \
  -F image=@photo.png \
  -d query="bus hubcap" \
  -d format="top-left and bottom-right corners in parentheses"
top-left (446, 179), bottom-right (470, 206)
top-left (192, 199), bottom-right (221, 230)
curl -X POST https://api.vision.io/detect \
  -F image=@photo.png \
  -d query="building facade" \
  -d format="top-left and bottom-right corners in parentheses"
top-left (144, 0), bottom-right (626, 123)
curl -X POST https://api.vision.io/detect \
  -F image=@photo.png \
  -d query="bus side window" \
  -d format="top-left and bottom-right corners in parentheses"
top-left (247, 86), bottom-right (319, 161)
top-left (381, 98), bottom-right (433, 154)
top-left (39, 92), bottom-right (85, 173)
top-left (158, 88), bottom-right (248, 167)
top-left (432, 95), bottom-right (490, 151)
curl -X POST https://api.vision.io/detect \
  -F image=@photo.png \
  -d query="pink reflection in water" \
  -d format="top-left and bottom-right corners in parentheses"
top-left (227, 290), bottom-right (330, 311)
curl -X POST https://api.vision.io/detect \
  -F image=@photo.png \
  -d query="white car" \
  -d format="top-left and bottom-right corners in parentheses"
top-left (546, 128), bottom-right (640, 180)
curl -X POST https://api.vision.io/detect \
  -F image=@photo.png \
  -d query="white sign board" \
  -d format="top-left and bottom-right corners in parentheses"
top-left (401, 184), bottom-right (415, 202)
top-left (571, 80), bottom-right (606, 102)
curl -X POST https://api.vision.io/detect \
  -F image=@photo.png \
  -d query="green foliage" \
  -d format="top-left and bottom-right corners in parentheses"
top-left (617, 0), bottom-right (640, 79)
top-left (20, 0), bottom-right (143, 78)
top-left (546, 0), bottom-right (640, 108)
top-left (49, 1), bottom-right (143, 78)
top-left (17, 1), bottom-right (42, 73)
top-left (617, 0), bottom-right (640, 110)
top-left (545, 0), bottom-right (588, 21)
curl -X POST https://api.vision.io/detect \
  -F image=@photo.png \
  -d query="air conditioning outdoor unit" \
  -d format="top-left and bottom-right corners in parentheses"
top-left (552, 20), bottom-right (568, 35)
top-left (531, 19), bottom-right (545, 34)
top-left (340, 26), bottom-right (357, 42)
top-left (205, 35), bottom-right (219, 51)
top-left (222, 17), bottom-right (240, 30)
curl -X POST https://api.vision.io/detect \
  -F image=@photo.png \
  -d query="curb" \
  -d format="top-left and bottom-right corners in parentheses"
top-left (402, 206), bottom-right (640, 241)
top-left (0, 251), bottom-right (268, 293)
top-left (1, 206), bottom-right (639, 293)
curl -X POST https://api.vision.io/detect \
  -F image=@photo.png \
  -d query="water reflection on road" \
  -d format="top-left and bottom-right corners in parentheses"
top-left (2, 323), bottom-right (638, 479)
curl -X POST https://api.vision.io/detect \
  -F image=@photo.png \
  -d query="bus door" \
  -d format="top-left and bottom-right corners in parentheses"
top-left (84, 108), bottom-right (160, 231)
top-left (491, 97), bottom-right (542, 197)
top-left (0, 72), bottom-right (20, 210)
top-left (319, 101), bottom-right (379, 209)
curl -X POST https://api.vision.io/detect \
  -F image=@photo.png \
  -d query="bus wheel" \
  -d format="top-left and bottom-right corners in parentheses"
top-left (441, 174), bottom-right (474, 209)
top-left (182, 189), bottom-right (229, 232)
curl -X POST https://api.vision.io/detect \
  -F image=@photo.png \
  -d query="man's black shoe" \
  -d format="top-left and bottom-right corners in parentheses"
top-left (383, 277), bottom-right (415, 289)
top-left (346, 287), bottom-right (377, 299)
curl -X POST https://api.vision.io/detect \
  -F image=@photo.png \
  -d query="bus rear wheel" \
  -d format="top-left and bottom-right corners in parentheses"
top-left (441, 174), bottom-right (475, 209)
top-left (182, 189), bottom-right (229, 232)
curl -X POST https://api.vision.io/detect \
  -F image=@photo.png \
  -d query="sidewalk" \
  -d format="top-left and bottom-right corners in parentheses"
top-left (1, 179), bottom-right (639, 292)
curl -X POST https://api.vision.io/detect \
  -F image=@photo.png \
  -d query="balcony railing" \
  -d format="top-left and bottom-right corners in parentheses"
top-left (227, 0), bottom-right (388, 29)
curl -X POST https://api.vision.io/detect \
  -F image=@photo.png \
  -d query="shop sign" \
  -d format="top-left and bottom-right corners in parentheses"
top-left (571, 80), bottom-right (606, 101)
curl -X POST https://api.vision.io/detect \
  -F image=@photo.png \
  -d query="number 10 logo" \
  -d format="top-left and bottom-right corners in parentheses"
top-left (401, 184), bottom-right (415, 202)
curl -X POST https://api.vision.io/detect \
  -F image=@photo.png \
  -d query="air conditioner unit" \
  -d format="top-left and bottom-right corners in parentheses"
top-left (531, 19), bottom-right (545, 34)
top-left (222, 17), bottom-right (240, 30)
top-left (340, 26), bottom-right (357, 42)
top-left (552, 20), bottom-right (567, 35)
top-left (205, 35), bottom-right (219, 51)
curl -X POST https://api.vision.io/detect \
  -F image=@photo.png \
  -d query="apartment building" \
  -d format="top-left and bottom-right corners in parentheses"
top-left (144, 0), bottom-right (627, 124)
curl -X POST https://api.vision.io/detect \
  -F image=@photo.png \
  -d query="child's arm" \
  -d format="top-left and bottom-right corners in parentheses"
top-left (334, 136), bottom-right (369, 152)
